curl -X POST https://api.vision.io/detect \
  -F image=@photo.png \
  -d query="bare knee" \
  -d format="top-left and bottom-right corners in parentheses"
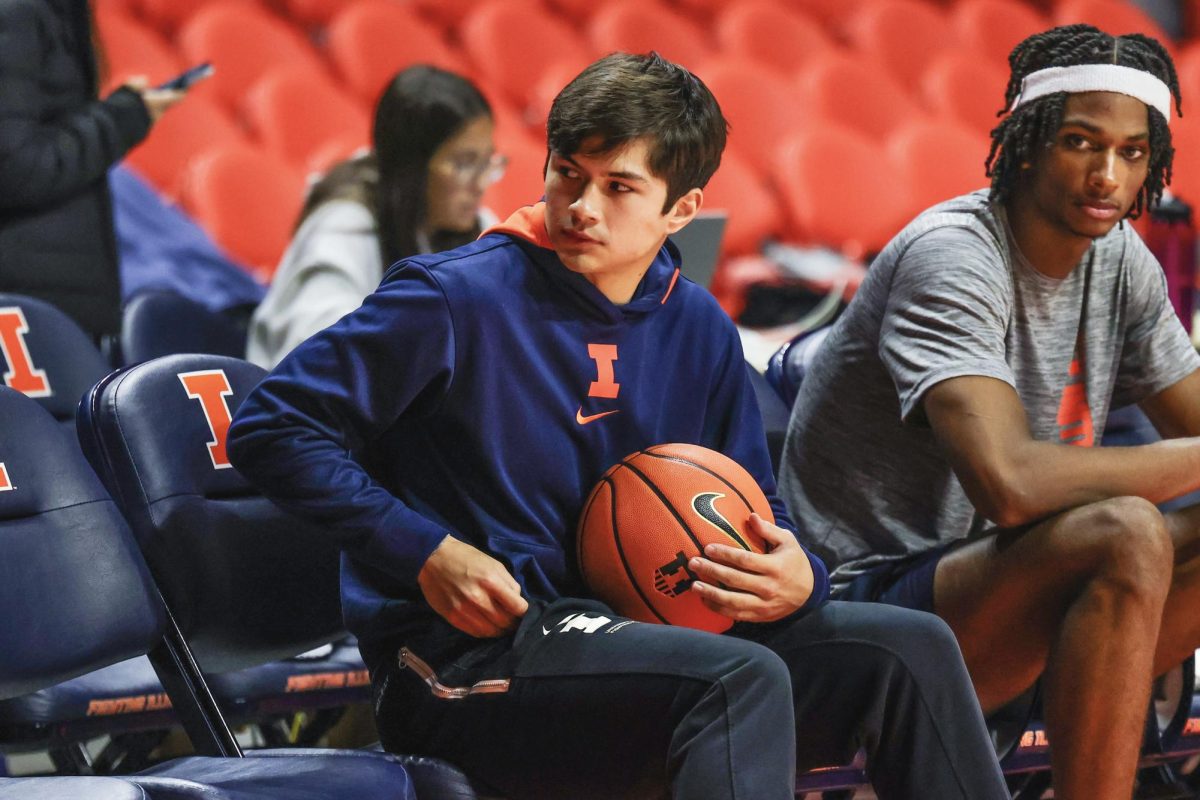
top-left (1076, 496), bottom-right (1172, 602)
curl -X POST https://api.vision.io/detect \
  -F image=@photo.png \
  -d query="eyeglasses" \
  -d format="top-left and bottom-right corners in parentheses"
top-left (433, 152), bottom-right (509, 186)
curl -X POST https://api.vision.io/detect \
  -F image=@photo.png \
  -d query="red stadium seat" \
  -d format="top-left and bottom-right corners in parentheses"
top-left (93, 7), bottom-right (182, 93)
top-left (276, 0), bottom-right (356, 28)
top-left (844, 0), bottom-right (954, 88)
top-left (458, 1), bottom-right (595, 110)
top-left (777, 123), bottom-right (912, 255)
top-left (796, 52), bottom-right (924, 143)
top-left (921, 49), bottom-right (1011, 137)
top-left (546, 0), bottom-right (605, 21)
top-left (887, 118), bottom-right (992, 218)
top-left (586, 0), bottom-right (713, 70)
top-left (94, 0), bottom-right (137, 16)
top-left (326, 0), bottom-right (468, 105)
top-left (134, 0), bottom-right (258, 35)
top-left (305, 132), bottom-right (370, 176)
top-left (409, 0), bottom-right (478, 31)
top-left (701, 149), bottom-right (785, 256)
top-left (483, 91), bottom-right (533, 151)
top-left (527, 58), bottom-right (593, 137)
top-left (668, 0), bottom-right (737, 23)
top-left (243, 65), bottom-right (371, 172)
top-left (1188, 0), bottom-right (1200, 39)
top-left (124, 93), bottom-right (247, 199)
top-left (781, 0), bottom-right (869, 30)
top-left (1168, 116), bottom-right (1200, 207)
top-left (1180, 43), bottom-right (1200, 119)
top-left (714, 1), bottom-right (837, 77)
top-left (483, 128), bottom-right (547, 221)
top-left (1054, 0), bottom-right (1172, 42)
top-left (952, 0), bottom-right (1049, 67)
top-left (179, 145), bottom-right (307, 278)
top-left (177, 3), bottom-right (328, 112)
top-left (694, 57), bottom-right (812, 178)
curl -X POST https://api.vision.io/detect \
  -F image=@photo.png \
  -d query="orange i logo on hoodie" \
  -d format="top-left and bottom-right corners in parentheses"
top-left (1056, 336), bottom-right (1093, 447)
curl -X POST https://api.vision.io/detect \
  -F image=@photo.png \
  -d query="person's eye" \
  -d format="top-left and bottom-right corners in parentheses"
top-left (557, 165), bottom-right (580, 180)
top-left (1122, 146), bottom-right (1147, 161)
top-left (1063, 134), bottom-right (1089, 149)
top-left (609, 181), bottom-right (632, 193)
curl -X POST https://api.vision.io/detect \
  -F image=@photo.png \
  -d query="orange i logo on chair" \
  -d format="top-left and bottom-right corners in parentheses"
top-left (0, 308), bottom-right (51, 398)
top-left (179, 370), bottom-right (235, 469)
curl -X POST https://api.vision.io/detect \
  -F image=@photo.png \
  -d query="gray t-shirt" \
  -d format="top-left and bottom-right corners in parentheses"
top-left (779, 191), bottom-right (1200, 587)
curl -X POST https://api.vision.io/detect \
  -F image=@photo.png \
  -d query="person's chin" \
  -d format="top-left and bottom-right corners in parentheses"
top-left (556, 251), bottom-right (588, 272)
top-left (1068, 214), bottom-right (1121, 240)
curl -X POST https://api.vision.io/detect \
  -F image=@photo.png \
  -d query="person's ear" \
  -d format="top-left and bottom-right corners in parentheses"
top-left (665, 188), bottom-right (703, 234)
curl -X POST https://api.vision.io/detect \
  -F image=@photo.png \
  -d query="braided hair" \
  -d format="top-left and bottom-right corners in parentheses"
top-left (985, 24), bottom-right (1182, 218)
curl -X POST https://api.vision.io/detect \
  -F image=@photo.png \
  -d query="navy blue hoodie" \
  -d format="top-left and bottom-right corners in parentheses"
top-left (228, 203), bottom-right (829, 660)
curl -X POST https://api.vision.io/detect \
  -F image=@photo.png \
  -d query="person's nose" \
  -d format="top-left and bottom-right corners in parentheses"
top-left (569, 183), bottom-right (600, 227)
top-left (1088, 148), bottom-right (1120, 194)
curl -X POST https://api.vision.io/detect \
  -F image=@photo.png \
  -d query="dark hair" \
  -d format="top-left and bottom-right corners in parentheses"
top-left (546, 52), bottom-right (727, 212)
top-left (985, 24), bottom-right (1182, 218)
top-left (297, 65), bottom-right (492, 265)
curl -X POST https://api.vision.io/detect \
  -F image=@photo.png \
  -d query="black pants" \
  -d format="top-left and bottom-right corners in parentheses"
top-left (374, 599), bottom-right (1007, 800)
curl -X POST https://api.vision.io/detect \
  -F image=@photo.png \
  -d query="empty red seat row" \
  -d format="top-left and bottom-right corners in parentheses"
top-left (98, 0), bottom-right (1199, 274)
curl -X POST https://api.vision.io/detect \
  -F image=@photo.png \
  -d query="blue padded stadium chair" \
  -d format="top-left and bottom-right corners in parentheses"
top-left (0, 292), bottom-right (370, 774)
top-left (121, 290), bottom-right (252, 366)
top-left (0, 385), bottom-right (418, 799)
top-left (0, 777), bottom-right (155, 799)
top-left (0, 293), bottom-right (187, 772)
top-left (764, 325), bottom-right (833, 411)
top-left (77, 354), bottom-right (486, 800)
top-left (745, 361), bottom-right (792, 476)
top-left (0, 293), bottom-right (111, 428)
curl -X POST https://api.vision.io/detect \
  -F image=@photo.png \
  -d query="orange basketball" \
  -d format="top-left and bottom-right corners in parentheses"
top-left (576, 443), bottom-right (772, 634)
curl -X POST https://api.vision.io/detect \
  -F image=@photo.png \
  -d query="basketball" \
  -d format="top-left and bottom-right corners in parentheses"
top-left (576, 443), bottom-right (773, 634)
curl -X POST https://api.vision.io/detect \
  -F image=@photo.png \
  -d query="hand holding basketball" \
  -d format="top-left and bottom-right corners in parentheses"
top-left (690, 514), bottom-right (816, 623)
top-left (418, 535), bottom-right (529, 638)
top-left (576, 443), bottom-right (786, 633)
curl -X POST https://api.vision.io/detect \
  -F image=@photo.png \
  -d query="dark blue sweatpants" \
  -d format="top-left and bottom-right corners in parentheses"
top-left (373, 599), bottom-right (1007, 800)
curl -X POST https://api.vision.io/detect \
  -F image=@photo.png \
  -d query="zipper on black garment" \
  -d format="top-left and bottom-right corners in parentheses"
top-left (399, 647), bottom-right (511, 699)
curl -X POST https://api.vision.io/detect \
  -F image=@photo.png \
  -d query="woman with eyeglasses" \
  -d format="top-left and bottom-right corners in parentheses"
top-left (247, 64), bottom-right (505, 369)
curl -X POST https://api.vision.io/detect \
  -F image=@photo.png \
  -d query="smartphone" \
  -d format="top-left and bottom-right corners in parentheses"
top-left (156, 62), bottom-right (214, 91)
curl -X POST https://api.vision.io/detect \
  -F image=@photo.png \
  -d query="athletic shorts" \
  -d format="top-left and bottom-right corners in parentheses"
top-left (832, 545), bottom-right (951, 613)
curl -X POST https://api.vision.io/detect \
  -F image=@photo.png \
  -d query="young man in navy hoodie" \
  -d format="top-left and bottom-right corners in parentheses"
top-left (228, 53), bottom-right (1006, 800)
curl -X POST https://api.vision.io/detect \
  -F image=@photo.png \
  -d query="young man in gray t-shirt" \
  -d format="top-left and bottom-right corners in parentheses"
top-left (781, 25), bottom-right (1199, 800)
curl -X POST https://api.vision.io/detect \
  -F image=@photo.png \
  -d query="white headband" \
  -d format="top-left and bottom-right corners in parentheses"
top-left (1009, 64), bottom-right (1173, 124)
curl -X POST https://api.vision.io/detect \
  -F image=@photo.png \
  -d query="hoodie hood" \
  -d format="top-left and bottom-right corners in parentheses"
top-left (481, 202), bottom-right (682, 323)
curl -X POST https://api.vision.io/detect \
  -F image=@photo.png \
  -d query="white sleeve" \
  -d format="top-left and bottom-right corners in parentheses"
top-left (247, 201), bottom-right (382, 369)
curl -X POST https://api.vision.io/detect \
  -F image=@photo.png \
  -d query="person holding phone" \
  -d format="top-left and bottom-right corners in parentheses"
top-left (247, 65), bottom-right (502, 369)
top-left (0, 0), bottom-right (186, 345)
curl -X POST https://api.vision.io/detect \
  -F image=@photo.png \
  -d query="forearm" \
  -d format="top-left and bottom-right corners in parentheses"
top-left (228, 407), bottom-right (449, 585)
top-left (989, 436), bottom-right (1200, 526)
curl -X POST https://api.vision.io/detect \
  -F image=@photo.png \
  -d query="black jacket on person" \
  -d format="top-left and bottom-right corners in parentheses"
top-left (0, 0), bottom-right (150, 339)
